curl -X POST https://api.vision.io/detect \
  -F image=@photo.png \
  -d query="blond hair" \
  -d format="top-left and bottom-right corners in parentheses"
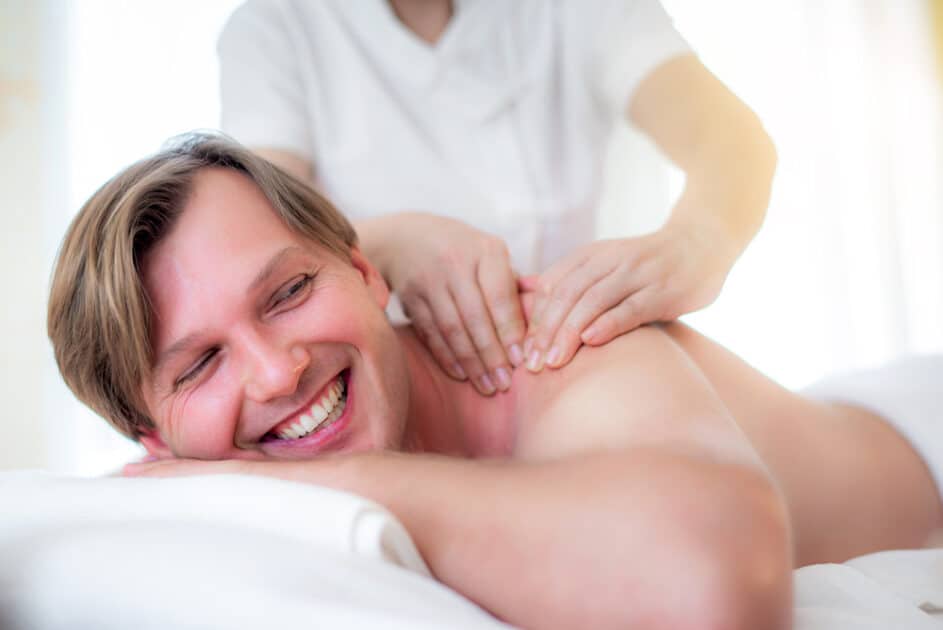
top-left (47, 132), bottom-right (357, 439)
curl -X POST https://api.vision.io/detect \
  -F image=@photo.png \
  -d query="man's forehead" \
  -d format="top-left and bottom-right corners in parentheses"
top-left (141, 169), bottom-right (319, 352)
top-left (183, 168), bottom-right (283, 236)
top-left (148, 169), bottom-right (306, 264)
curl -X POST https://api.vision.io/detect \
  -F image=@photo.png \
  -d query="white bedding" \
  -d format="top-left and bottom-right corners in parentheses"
top-left (1, 472), bottom-right (941, 629)
top-left (795, 550), bottom-right (943, 629)
top-left (0, 472), bottom-right (507, 629)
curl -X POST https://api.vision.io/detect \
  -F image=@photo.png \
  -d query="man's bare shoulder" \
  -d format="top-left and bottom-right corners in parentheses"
top-left (511, 323), bottom-right (734, 461)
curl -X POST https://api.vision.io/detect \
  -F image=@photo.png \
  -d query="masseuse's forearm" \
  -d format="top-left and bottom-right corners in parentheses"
top-left (665, 111), bottom-right (777, 262)
top-left (270, 448), bottom-right (792, 630)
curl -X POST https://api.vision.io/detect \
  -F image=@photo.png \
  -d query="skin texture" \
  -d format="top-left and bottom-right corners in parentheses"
top-left (126, 167), bottom-right (941, 629)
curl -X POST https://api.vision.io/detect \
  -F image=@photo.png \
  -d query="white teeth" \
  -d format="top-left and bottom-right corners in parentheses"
top-left (322, 399), bottom-right (343, 425)
top-left (273, 374), bottom-right (347, 441)
top-left (299, 413), bottom-right (316, 432)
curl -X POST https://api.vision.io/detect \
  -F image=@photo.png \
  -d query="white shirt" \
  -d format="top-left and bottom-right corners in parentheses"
top-left (219, 0), bottom-right (690, 273)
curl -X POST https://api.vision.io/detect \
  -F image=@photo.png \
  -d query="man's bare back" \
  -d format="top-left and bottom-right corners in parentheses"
top-left (396, 309), bottom-right (942, 568)
top-left (662, 322), bottom-right (942, 564)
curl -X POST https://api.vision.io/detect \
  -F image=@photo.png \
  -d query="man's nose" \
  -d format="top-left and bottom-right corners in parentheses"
top-left (241, 331), bottom-right (310, 402)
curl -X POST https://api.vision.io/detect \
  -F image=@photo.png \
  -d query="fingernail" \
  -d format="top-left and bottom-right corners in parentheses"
top-left (526, 349), bottom-right (543, 373)
top-left (546, 346), bottom-right (561, 367)
top-left (494, 367), bottom-right (512, 390)
top-left (477, 373), bottom-right (496, 394)
top-left (451, 363), bottom-right (467, 380)
top-left (523, 337), bottom-right (534, 357)
top-left (581, 326), bottom-right (598, 344)
top-left (508, 344), bottom-right (524, 367)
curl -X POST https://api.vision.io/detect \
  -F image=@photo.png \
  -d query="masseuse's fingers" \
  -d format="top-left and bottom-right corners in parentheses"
top-left (545, 273), bottom-right (647, 368)
top-left (403, 297), bottom-right (466, 381)
top-left (427, 286), bottom-right (496, 395)
top-left (525, 256), bottom-right (613, 371)
top-left (517, 276), bottom-right (539, 323)
top-left (450, 270), bottom-right (513, 393)
top-left (523, 250), bottom-right (587, 362)
top-left (477, 250), bottom-right (526, 369)
top-left (480, 243), bottom-right (525, 362)
top-left (581, 287), bottom-right (658, 347)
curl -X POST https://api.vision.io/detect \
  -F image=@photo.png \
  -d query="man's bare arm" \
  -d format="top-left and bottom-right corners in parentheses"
top-left (131, 326), bottom-right (791, 629)
top-left (321, 327), bottom-right (790, 628)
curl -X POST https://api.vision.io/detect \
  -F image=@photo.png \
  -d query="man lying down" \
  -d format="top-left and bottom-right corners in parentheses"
top-left (47, 133), bottom-right (942, 630)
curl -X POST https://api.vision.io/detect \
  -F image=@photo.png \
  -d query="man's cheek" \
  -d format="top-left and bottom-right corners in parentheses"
top-left (313, 303), bottom-right (367, 341)
top-left (173, 378), bottom-right (242, 459)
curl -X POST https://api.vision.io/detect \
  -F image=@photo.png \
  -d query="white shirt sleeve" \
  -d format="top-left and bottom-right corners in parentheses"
top-left (217, 0), bottom-right (314, 160)
top-left (588, 0), bottom-right (692, 119)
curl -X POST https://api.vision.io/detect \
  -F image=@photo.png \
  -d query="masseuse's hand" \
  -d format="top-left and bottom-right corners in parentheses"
top-left (521, 224), bottom-right (735, 372)
top-left (380, 213), bottom-right (526, 395)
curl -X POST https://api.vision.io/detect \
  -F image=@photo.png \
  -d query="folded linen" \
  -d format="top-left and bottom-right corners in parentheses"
top-left (794, 549), bottom-right (943, 629)
top-left (0, 472), bottom-right (508, 630)
top-left (2, 470), bottom-right (942, 629)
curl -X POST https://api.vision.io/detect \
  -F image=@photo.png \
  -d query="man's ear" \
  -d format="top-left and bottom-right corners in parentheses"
top-left (349, 247), bottom-right (390, 309)
top-left (139, 430), bottom-right (173, 459)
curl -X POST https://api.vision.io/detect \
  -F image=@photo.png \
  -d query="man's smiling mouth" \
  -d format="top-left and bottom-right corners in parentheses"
top-left (264, 369), bottom-right (349, 442)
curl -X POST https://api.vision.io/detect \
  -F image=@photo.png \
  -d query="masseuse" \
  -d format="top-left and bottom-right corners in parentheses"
top-left (218, 0), bottom-right (777, 394)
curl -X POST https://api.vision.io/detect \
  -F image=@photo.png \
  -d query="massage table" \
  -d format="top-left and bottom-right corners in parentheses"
top-left (1, 471), bottom-right (941, 629)
top-left (3, 355), bottom-right (941, 628)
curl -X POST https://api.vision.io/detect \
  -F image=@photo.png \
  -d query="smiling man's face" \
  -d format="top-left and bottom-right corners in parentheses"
top-left (138, 167), bottom-right (410, 460)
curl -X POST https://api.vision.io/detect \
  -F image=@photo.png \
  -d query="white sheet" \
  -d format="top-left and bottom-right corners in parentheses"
top-left (795, 550), bottom-right (943, 629)
top-left (3, 472), bottom-right (942, 629)
top-left (0, 472), bottom-right (508, 629)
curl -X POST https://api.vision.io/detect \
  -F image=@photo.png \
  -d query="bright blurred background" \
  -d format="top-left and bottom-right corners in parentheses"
top-left (2, 0), bottom-right (942, 475)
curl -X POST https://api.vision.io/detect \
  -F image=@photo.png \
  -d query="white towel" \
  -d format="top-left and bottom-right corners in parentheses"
top-left (794, 549), bottom-right (943, 629)
top-left (3, 467), bottom-right (943, 629)
top-left (0, 472), bottom-right (508, 630)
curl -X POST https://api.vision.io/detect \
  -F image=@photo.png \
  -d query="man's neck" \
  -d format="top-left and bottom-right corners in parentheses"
top-left (395, 326), bottom-right (518, 458)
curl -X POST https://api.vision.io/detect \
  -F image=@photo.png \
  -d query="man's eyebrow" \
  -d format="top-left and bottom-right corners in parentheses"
top-left (248, 245), bottom-right (307, 294)
top-left (153, 246), bottom-right (307, 377)
top-left (153, 331), bottom-right (206, 380)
